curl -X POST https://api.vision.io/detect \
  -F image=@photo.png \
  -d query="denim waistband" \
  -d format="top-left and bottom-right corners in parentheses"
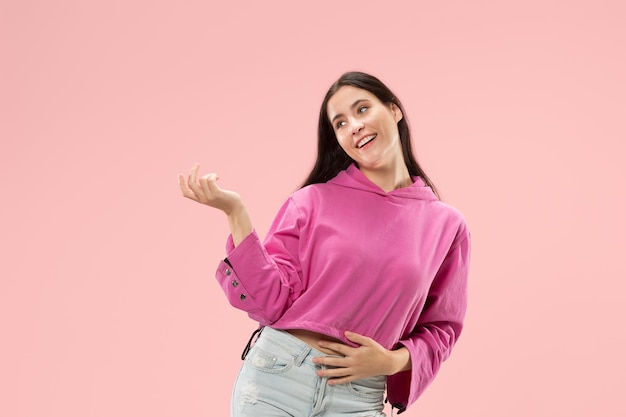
top-left (257, 326), bottom-right (335, 366)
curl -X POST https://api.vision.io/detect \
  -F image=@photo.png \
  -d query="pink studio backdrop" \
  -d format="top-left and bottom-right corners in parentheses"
top-left (2, 1), bottom-right (625, 416)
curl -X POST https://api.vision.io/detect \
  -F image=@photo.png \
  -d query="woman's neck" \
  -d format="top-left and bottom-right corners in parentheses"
top-left (360, 164), bottom-right (413, 193)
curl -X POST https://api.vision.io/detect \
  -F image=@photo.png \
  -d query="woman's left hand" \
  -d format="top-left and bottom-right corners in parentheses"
top-left (312, 331), bottom-right (410, 385)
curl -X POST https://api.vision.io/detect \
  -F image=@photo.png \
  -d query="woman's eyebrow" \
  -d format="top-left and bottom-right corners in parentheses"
top-left (330, 99), bottom-right (369, 124)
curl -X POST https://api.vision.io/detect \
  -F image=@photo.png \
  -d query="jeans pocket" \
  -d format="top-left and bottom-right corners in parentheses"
top-left (346, 375), bottom-right (386, 401)
top-left (244, 344), bottom-right (294, 374)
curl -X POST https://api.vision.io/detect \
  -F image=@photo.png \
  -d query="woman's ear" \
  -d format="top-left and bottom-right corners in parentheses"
top-left (390, 103), bottom-right (403, 123)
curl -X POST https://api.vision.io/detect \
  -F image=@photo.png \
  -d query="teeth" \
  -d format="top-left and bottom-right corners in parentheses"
top-left (358, 134), bottom-right (376, 148)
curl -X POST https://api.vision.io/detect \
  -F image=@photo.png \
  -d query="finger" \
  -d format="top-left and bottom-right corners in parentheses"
top-left (344, 331), bottom-right (373, 346)
top-left (187, 167), bottom-right (207, 201)
top-left (319, 368), bottom-right (350, 379)
top-left (187, 180), bottom-right (205, 202)
top-left (312, 355), bottom-right (347, 368)
top-left (315, 365), bottom-right (351, 379)
top-left (318, 341), bottom-right (351, 356)
top-left (178, 173), bottom-right (186, 192)
top-left (188, 163), bottom-right (200, 186)
top-left (179, 173), bottom-right (199, 201)
top-left (315, 364), bottom-right (359, 385)
top-left (179, 173), bottom-right (193, 193)
top-left (199, 173), bottom-right (220, 198)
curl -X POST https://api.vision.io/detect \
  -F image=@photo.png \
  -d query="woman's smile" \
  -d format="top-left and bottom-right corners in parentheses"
top-left (356, 133), bottom-right (377, 149)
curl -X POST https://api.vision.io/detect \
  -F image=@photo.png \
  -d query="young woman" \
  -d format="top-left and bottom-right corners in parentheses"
top-left (179, 72), bottom-right (471, 416)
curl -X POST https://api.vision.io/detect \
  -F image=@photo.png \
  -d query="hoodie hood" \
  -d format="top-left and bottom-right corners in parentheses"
top-left (328, 164), bottom-right (439, 201)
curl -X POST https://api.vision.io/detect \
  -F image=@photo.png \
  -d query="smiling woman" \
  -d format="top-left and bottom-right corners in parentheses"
top-left (179, 71), bottom-right (471, 416)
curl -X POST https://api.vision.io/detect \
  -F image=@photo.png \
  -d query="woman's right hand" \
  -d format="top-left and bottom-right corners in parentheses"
top-left (179, 163), bottom-right (244, 215)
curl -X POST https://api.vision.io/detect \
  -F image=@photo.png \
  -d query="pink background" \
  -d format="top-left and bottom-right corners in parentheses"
top-left (2, 1), bottom-right (625, 416)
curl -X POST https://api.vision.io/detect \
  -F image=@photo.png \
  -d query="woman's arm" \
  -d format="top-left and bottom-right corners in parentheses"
top-left (181, 164), bottom-right (305, 324)
top-left (179, 163), bottom-right (252, 246)
top-left (387, 231), bottom-right (471, 411)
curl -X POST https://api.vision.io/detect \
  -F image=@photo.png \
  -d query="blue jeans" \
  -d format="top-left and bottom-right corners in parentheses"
top-left (231, 326), bottom-right (387, 417)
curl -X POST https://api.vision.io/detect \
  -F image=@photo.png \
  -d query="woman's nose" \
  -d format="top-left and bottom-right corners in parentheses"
top-left (350, 119), bottom-right (364, 135)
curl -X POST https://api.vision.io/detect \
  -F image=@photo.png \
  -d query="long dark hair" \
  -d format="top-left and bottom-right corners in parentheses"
top-left (301, 71), bottom-right (439, 199)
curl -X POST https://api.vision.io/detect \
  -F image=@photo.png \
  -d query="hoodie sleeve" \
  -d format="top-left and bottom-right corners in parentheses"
top-left (386, 225), bottom-right (471, 413)
top-left (214, 197), bottom-right (305, 325)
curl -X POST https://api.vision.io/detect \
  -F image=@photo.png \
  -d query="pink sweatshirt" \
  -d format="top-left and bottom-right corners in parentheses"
top-left (215, 164), bottom-right (470, 412)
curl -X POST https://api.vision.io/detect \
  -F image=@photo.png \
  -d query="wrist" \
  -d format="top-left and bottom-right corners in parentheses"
top-left (387, 347), bottom-right (411, 375)
top-left (225, 203), bottom-right (253, 247)
top-left (224, 199), bottom-right (245, 217)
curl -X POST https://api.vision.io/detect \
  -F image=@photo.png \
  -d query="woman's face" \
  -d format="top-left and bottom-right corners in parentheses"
top-left (326, 86), bottom-right (404, 173)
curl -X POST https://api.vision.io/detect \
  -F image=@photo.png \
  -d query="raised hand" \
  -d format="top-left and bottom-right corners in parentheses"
top-left (179, 163), bottom-right (243, 215)
top-left (179, 163), bottom-right (252, 246)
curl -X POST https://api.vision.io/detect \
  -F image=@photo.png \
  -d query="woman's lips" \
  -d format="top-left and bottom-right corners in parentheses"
top-left (357, 134), bottom-right (377, 148)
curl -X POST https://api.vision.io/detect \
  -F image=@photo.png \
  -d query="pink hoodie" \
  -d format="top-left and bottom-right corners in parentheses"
top-left (215, 164), bottom-right (470, 412)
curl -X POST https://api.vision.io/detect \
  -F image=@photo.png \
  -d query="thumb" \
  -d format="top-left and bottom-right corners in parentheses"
top-left (202, 173), bottom-right (222, 193)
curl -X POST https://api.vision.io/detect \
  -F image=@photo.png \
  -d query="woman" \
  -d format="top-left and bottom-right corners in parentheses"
top-left (179, 72), bottom-right (471, 416)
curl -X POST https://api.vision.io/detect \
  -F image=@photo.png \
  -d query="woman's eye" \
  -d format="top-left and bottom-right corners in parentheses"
top-left (358, 106), bottom-right (368, 113)
top-left (336, 120), bottom-right (346, 129)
